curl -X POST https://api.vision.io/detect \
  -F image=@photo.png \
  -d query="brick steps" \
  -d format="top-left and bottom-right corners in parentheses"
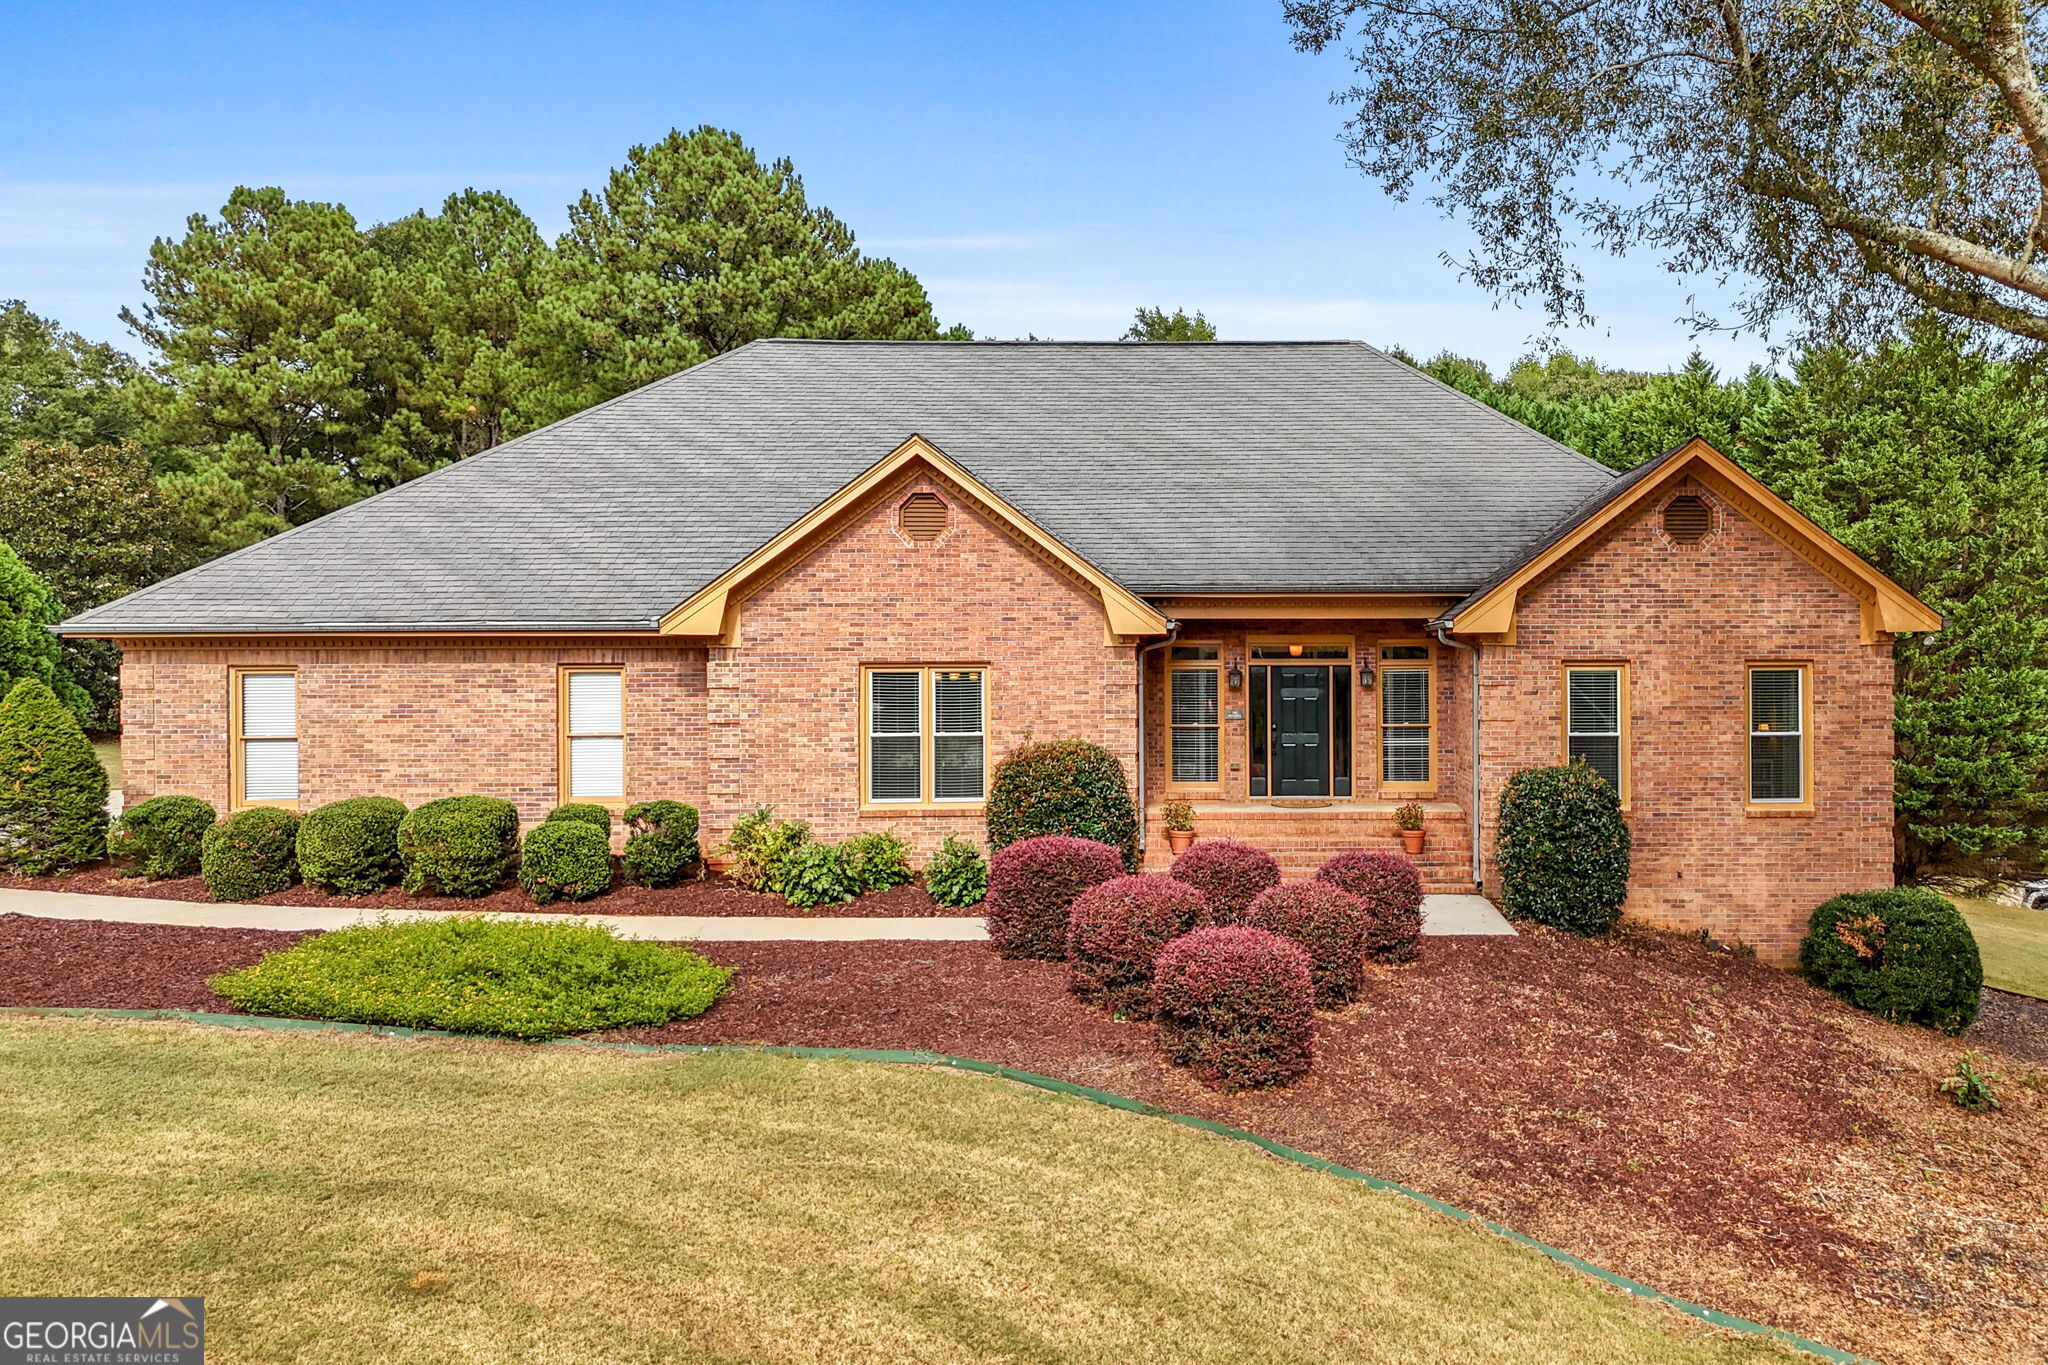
top-left (1140, 804), bottom-right (1474, 892)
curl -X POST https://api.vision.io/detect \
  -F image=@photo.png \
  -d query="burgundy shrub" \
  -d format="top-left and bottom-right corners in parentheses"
top-left (1244, 880), bottom-right (1370, 1008)
top-left (983, 835), bottom-right (1125, 959)
top-left (1168, 839), bottom-right (1281, 923)
top-left (1316, 849), bottom-right (1425, 962)
top-left (1065, 874), bottom-right (1212, 1017)
top-left (1151, 926), bottom-right (1316, 1089)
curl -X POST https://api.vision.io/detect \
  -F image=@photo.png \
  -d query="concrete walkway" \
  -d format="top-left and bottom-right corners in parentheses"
top-left (0, 887), bottom-right (1515, 941)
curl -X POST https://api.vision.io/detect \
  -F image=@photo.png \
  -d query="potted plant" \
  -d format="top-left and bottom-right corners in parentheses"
top-left (1394, 801), bottom-right (1426, 855)
top-left (1163, 800), bottom-right (1197, 854)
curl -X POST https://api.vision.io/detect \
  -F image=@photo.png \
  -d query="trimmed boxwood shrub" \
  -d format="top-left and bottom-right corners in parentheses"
top-left (984, 834), bottom-right (1124, 959)
top-left (1316, 849), bottom-right (1425, 962)
top-left (621, 800), bottom-right (700, 887)
top-left (1496, 764), bottom-right (1632, 935)
top-left (200, 806), bottom-right (300, 901)
top-left (1799, 888), bottom-right (1983, 1033)
top-left (720, 805), bottom-right (811, 893)
top-left (545, 802), bottom-right (614, 834)
top-left (108, 794), bottom-right (216, 879)
top-left (1152, 926), bottom-right (1316, 1089)
top-left (1066, 873), bottom-right (1212, 1017)
top-left (924, 835), bottom-right (988, 908)
top-left (1246, 881), bottom-right (1370, 1008)
top-left (1169, 839), bottom-right (1281, 924)
top-left (297, 796), bottom-right (406, 895)
top-left (398, 795), bottom-right (520, 897)
top-left (209, 917), bottom-right (733, 1039)
top-left (841, 828), bottom-right (913, 892)
top-left (0, 677), bottom-right (109, 875)
top-left (985, 740), bottom-right (1140, 870)
top-left (519, 820), bottom-right (615, 904)
top-left (778, 842), bottom-right (860, 909)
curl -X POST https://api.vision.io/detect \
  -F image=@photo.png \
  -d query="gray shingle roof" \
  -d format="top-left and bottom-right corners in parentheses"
top-left (60, 339), bottom-right (1618, 635)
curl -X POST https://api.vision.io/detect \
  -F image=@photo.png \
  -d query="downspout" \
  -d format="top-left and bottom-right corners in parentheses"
top-left (1431, 623), bottom-right (1484, 894)
top-left (1134, 621), bottom-right (1182, 859)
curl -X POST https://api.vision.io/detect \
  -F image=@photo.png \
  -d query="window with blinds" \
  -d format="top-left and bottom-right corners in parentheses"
top-left (234, 670), bottom-right (299, 806)
top-left (1749, 666), bottom-right (1806, 803)
top-left (1170, 664), bottom-right (1220, 785)
top-left (562, 669), bottom-right (625, 800)
top-left (1565, 666), bottom-right (1625, 796)
top-left (867, 667), bottom-right (986, 803)
top-left (1379, 646), bottom-right (1432, 786)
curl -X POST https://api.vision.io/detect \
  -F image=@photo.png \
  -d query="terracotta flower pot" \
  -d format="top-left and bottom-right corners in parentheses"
top-left (1167, 828), bottom-right (1196, 854)
top-left (1398, 827), bottom-right (1426, 855)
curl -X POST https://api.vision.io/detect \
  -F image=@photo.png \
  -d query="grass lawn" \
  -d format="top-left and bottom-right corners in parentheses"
top-left (93, 738), bottom-right (121, 789)
top-left (0, 1017), bottom-right (1795, 1365)
top-left (1953, 896), bottom-right (2048, 1000)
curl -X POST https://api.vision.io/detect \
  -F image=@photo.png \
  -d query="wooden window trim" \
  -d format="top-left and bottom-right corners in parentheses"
top-left (1559, 662), bottom-right (1631, 810)
top-left (1745, 662), bottom-right (1814, 815)
top-left (558, 665), bottom-right (629, 808)
top-left (228, 666), bottom-right (300, 811)
top-left (1244, 636), bottom-right (1359, 800)
top-left (1376, 638), bottom-right (1436, 797)
top-left (1166, 657), bottom-right (1224, 792)
top-left (859, 665), bottom-right (990, 812)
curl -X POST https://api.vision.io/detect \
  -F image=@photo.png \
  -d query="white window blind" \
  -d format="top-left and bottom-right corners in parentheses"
top-left (1170, 667), bottom-right (1220, 783)
top-left (1749, 667), bottom-right (1804, 802)
top-left (868, 671), bottom-right (923, 801)
top-left (1566, 668), bottom-right (1623, 793)
top-left (238, 672), bottom-right (298, 803)
top-left (933, 671), bottom-right (985, 801)
top-left (1380, 667), bottom-right (1431, 784)
top-left (565, 670), bottom-right (625, 799)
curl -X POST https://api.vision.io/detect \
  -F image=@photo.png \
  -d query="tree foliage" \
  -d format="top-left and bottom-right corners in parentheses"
top-left (1124, 306), bottom-right (1217, 341)
top-left (0, 300), bottom-right (139, 449)
top-left (0, 539), bottom-right (91, 726)
top-left (1287, 0), bottom-right (2048, 349)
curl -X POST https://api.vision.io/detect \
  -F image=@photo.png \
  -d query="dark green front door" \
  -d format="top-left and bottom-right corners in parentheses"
top-left (1274, 665), bottom-right (1330, 796)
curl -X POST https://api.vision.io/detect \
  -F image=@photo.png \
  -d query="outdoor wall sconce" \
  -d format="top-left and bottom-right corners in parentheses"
top-left (1358, 659), bottom-right (1375, 688)
top-left (1227, 658), bottom-right (1244, 691)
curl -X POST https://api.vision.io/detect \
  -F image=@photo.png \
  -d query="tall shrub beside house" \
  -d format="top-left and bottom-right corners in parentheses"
top-left (983, 835), bottom-right (1125, 960)
top-left (984, 740), bottom-right (1140, 870)
top-left (0, 677), bottom-right (108, 874)
top-left (621, 800), bottom-right (700, 887)
top-left (1799, 888), bottom-right (1983, 1032)
top-left (1495, 763), bottom-right (1632, 935)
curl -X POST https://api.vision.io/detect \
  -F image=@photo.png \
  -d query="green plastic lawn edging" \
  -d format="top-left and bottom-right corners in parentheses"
top-left (2, 1006), bottom-right (1876, 1365)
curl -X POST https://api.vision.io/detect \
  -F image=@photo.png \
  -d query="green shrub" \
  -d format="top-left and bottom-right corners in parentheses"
top-left (200, 806), bottom-right (300, 901)
top-left (0, 540), bottom-right (93, 728)
top-left (777, 841), bottom-right (859, 909)
top-left (1495, 763), bottom-right (1632, 935)
top-left (924, 835), bottom-right (988, 908)
top-left (545, 803), bottom-right (614, 834)
top-left (621, 800), bottom-right (700, 887)
top-left (108, 794), bottom-right (215, 878)
top-left (398, 795), bottom-right (520, 897)
top-left (296, 796), bottom-right (406, 895)
top-left (210, 917), bottom-right (733, 1039)
top-left (984, 740), bottom-right (1140, 870)
top-left (1799, 888), bottom-right (1983, 1033)
top-left (518, 820), bottom-right (615, 904)
top-left (720, 805), bottom-right (811, 892)
top-left (841, 828), bottom-right (913, 892)
top-left (0, 677), bottom-right (109, 874)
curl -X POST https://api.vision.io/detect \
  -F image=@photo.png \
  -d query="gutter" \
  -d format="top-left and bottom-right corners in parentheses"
top-left (1133, 622), bottom-right (1182, 859)
top-left (1429, 622), bottom-right (1484, 893)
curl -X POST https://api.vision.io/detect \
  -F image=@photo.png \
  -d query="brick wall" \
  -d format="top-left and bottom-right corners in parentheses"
top-left (1477, 476), bottom-right (1896, 961)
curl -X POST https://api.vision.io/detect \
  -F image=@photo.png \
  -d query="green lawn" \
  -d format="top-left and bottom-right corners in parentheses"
top-left (93, 738), bottom-right (121, 789)
top-left (1953, 896), bottom-right (2048, 1000)
top-left (0, 1017), bottom-right (1795, 1365)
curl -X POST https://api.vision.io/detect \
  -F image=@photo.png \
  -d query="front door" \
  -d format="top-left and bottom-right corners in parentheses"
top-left (1273, 665), bottom-right (1330, 796)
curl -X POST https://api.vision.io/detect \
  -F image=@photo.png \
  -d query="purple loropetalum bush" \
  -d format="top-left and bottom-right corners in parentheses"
top-left (1152, 925), bottom-right (1316, 1089)
top-left (1315, 849), bottom-right (1425, 962)
top-left (983, 834), bottom-right (1125, 959)
top-left (1065, 873), bottom-right (1212, 1017)
top-left (1168, 839), bottom-right (1281, 924)
top-left (1245, 880), bottom-right (1371, 1008)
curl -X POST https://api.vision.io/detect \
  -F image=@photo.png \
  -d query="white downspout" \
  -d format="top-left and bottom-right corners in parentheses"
top-left (1134, 622), bottom-right (1182, 859)
top-left (1431, 624), bottom-right (1484, 893)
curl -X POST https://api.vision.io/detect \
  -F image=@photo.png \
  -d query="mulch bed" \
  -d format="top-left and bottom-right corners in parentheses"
top-left (0, 863), bottom-right (952, 917)
top-left (3, 912), bottom-right (2042, 1365)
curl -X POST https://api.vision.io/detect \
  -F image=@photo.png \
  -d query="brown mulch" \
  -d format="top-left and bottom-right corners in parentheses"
top-left (0, 863), bottom-right (951, 917)
top-left (1972, 989), bottom-right (2048, 1065)
top-left (2, 913), bottom-right (2042, 1365)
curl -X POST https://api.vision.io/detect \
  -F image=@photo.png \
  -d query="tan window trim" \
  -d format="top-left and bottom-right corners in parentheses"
top-left (859, 665), bottom-right (991, 811)
top-left (558, 666), bottom-right (629, 808)
top-left (1745, 662), bottom-right (1814, 815)
top-left (1376, 638), bottom-right (1436, 797)
top-left (228, 665), bottom-right (300, 811)
top-left (1560, 662), bottom-right (1631, 810)
top-left (1166, 654), bottom-right (1224, 792)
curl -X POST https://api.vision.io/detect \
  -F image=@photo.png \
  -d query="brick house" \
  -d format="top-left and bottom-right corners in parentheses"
top-left (61, 341), bottom-right (1940, 958)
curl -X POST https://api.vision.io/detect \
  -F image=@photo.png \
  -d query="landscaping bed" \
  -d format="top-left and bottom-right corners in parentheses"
top-left (4, 912), bottom-right (2043, 1365)
top-left (0, 862), bottom-right (954, 916)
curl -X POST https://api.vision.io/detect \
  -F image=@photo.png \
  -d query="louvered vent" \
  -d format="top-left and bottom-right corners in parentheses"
top-left (899, 493), bottom-right (949, 541)
top-left (1662, 495), bottom-right (1711, 544)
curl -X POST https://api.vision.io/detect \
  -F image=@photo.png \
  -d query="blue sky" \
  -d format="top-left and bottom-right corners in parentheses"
top-left (1, 0), bottom-right (1771, 372)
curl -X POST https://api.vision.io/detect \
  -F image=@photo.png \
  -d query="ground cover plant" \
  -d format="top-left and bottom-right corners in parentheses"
top-left (1800, 888), bottom-right (1983, 1033)
top-left (775, 842), bottom-right (859, 910)
top-left (200, 807), bottom-right (299, 901)
top-left (107, 794), bottom-right (215, 879)
top-left (922, 834), bottom-right (987, 908)
top-left (1317, 849), bottom-right (1424, 961)
top-left (621, 800), bottom-right (700, 887)
top-left (1152, 925), bottom-right (1317, 1089)
top-left (209, 918), bottom-right (731, 1038)
top-left (0, 1015), bottom-right (1803, 1364)
top-left (984, 739), bottom-right (1140, 869)
top-left (1065, 873), bottom-right (1211, 1017)
top-left (839, 829), bottom-right (912, 892)
top-left (983, 834), bottom-right (1124, 959)
top-left (1496, 763), bottom-right (1632, 934)
top-left (1168, 839), bottom-right (1281, 922)
top-left (296, 796), bottom-right (405, 895)
top-left (398, 795), bottom-right (519, 897)
top-left (517, 821), bottom-right (614, 905)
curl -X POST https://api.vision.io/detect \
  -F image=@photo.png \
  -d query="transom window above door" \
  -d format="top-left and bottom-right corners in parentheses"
top-left (865, 667), bottom-right (987, 805)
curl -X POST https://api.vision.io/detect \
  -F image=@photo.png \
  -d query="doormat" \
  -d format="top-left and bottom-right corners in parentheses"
top-left (1270, 799), bottom-right (1335, 809)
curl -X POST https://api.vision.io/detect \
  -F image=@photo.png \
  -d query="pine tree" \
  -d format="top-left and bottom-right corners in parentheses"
top-left (0, 676), bottom-right (108, 874)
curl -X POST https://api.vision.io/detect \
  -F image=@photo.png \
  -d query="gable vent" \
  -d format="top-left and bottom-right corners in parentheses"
top-left (899, 493), bottom-right (949, 542)
top-left (1662, 495), bottom-right (1711, 544)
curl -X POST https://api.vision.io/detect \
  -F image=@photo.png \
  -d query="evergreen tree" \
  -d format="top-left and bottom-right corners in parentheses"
top-left (0, 301), bottom-right (140, 451)
top-left (0, 540), bottom-right (91, 727)
top-left (0, 676), bottom-right (107, 874)
top-left (1124, 307), bottom-right (1217, 341)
